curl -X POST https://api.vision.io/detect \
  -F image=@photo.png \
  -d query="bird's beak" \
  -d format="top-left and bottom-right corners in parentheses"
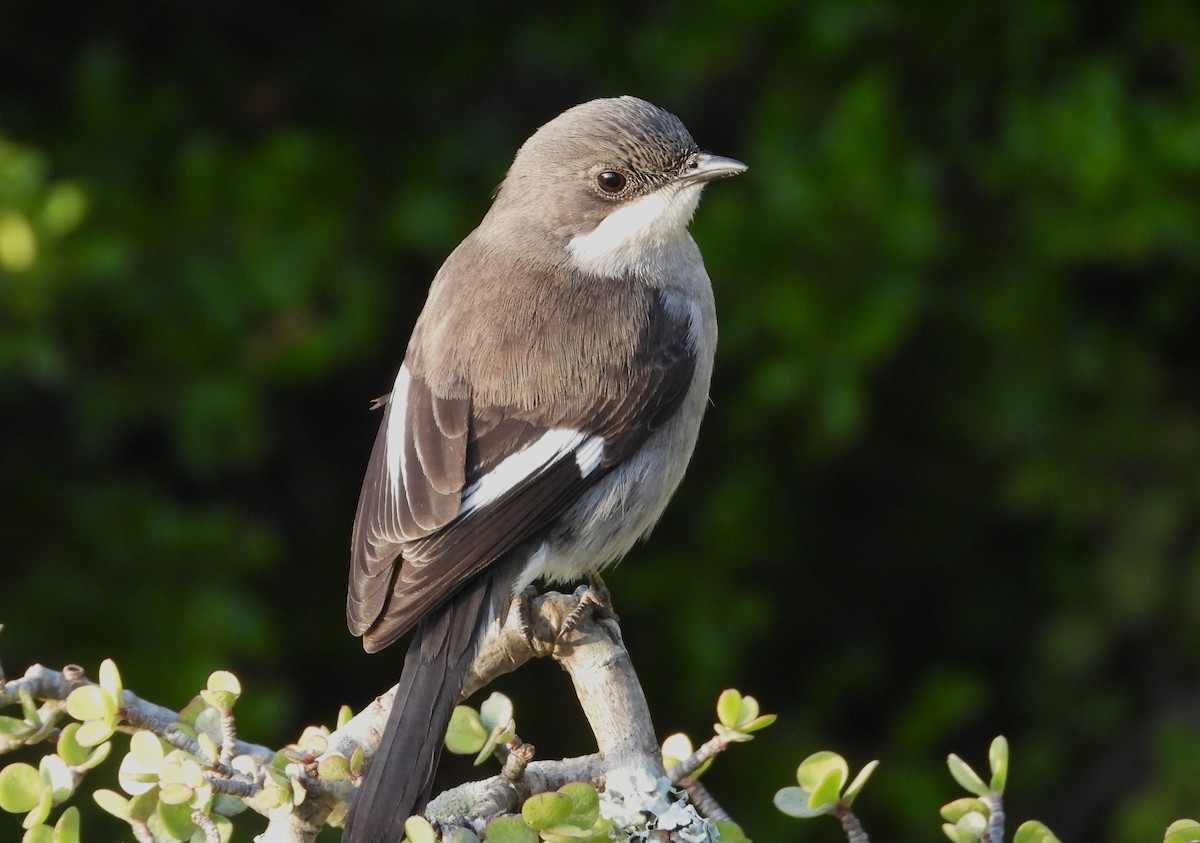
top-left (680, 152), bottom-right (748, 184)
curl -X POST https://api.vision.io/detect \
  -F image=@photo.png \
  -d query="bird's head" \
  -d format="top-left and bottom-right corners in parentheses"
top-left (486, 96), bottom-right (746, 276)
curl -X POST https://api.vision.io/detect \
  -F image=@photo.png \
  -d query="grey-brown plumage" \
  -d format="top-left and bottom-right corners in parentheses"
top-left (345, 97), bottom-right (745, 843)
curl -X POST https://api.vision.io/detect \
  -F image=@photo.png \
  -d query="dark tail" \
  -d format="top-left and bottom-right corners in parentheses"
top-left (344, 570), bottom-right (507, 843)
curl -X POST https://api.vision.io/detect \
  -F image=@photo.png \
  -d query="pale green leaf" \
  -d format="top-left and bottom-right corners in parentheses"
top-left (0, 764), bottom-right (45, 813)
top-left (1013, 820), bottom-right (1062, 843)
top-left (444, 706), bottom-right (487, 756)
top-left (22, 825), bottom-right (53, 843)
top-left (157, 800), bottom-right (197, 840)
top-left (947, 753), bottom-right (989, 797)
top-left (98, 660), bottom-right (123, 705)
top-left (773, 786), bottom-right (832, 818)
top-left (53, 805), bottom-right (80, 843)
top-left (479, 693), bottom-right (514, 733)
top-left (522, 792), bottom-right (572, 830)
top-left (55, 724), bottom-right (88, 767)
top-left (485, 815), bottom-right (538, 843)
top-left (661, 733), bottom-right (693, 769)
top-left (988, 736), bottom-right (1009, 795)
top-left (64, 687), bottom-right (112, 723)
top-left (39, 754), bottom-right (75, 802)
top-left (940, 797), bottom-right (988, 823)
top-left (807, 768), bottom-right (844, 809)
top-left (796, 751), bottom-right (848, 793)
top-left (403, 815), bottom-right (437, 843)
top-left (715, 689), bottom-right (742, 728)
top-left (92, 789), bottom-right (131, 822)
top-left (73, 719), bottom-right (115, 748)
top-left (843, 760), bottom-right (879, 805)
top-left (23, 787), bottom-right (53, 829)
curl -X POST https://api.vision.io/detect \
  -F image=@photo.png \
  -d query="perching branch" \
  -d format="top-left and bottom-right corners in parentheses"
top-left (0, 587), bottom-right (681, 843)
top-left (0, 664), bottom-right (274, 766)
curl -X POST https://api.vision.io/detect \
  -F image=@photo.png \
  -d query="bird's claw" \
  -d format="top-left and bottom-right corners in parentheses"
top-left (553, 574), bottom-right (615, 649)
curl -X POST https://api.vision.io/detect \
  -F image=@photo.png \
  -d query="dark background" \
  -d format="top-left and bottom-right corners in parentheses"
top-left (3, 1), bottom-right (1199, 841)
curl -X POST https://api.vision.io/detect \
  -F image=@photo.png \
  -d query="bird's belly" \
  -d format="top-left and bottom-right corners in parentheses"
top-left (513, 377), bottom-right (710, 593)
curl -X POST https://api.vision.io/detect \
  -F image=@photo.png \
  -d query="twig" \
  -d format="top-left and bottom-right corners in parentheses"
top-left (835, 803), bottom-right (870, 843)
top-left (669, 734), bottom-right (731, 784)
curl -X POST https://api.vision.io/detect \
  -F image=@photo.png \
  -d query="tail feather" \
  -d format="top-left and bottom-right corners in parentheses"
top-left (344, 570), bottom-right (506, 843)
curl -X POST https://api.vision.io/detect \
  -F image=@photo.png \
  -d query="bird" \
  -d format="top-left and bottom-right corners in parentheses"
top-left (344, 95), bottom-right (745, 842)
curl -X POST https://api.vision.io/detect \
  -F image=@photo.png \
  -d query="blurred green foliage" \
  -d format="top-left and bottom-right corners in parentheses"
top-left (2, 1), bottom-right (1199, 841)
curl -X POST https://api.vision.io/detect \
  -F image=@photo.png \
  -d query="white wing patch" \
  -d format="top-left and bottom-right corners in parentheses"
top-left (384, 365), bottom-right (412, 500)
top-left (459, 428), bottom-right (605, 517)
top-left (574, 433), bottom-right (605, 476)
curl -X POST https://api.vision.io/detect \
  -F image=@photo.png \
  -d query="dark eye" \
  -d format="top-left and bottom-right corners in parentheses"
top-left (596, 170), bottom-right (627, 194)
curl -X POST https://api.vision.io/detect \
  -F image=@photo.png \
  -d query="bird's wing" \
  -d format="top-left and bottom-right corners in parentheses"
top-left (347, 287), bottom-right (699, 652)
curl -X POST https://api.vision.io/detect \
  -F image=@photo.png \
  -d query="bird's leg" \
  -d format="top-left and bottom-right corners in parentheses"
top-left (515, 586), bottom-right (540, 651)
top-left (554, 573), bottom-right (616, 648)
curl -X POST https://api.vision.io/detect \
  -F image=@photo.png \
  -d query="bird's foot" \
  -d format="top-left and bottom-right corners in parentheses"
top-left (516, 586), bottom-right (540, 651)
top-left (553, 574), bottom-right (615, 649)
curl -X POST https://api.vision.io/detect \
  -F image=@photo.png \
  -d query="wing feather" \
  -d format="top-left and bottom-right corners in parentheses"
top-left (349, 287), bottom-right (699, 650)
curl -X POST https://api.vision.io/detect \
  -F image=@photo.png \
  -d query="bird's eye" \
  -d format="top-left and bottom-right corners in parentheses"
top-left (596, 170), bottom-right (628, 194)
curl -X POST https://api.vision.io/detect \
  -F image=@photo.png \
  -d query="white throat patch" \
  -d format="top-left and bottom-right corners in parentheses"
top-left (567, 182), bottom-right (704, 277)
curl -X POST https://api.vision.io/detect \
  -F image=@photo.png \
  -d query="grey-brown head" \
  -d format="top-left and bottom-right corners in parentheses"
top-left (483, 96), bottom-right (746, 276)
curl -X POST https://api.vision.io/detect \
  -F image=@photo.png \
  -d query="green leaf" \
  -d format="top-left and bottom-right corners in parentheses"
top-left (39, 754), bottom-right (75, 802)
top-left (522, 792), bottom-right (572, 830)
top-left (19, 688), bottom-right (40, 724)
top-left (93, 789), bottom-right (132, 822)
top-left (773, 786), bottom-right (833, 818)
top-left (403, 815), bottom-right (437, 843)
top-left (715, 689), bottom-right (742, 728)
top-left (808, 768), bottom-right (844, 809)
top-left (444, 706), bottom-right (487, 756)
top-left (940, 797), bottom-right (988, 823)
top-left (129, 731), bottom-right (165, 769)
top-left (843, 760), bottom-right (878, 805)
top-left (24, 787), bottom-right (53, 829)
top-left (661, 733), bottom-right (693, 769)
top-left (318, 753), bottom-right (350, 782)
top-left (478, 693), bottom-right (514, 734)
top-left (53, 806), bottom-right (81, 843)
top-left (74, 719), bottom-right (115, 748)
top-left (740, 714), bottom-right (776, 734)
top-left (0, 716), bottom-right (35, 740)
top-left (22, 825), bottom-right (53, 843)
top-left (119, 736), bottom-right (164, 796)
top-left (65, 687), bottom-right (112, 723)
top-left (159, 782), bottom-right (194, 806)
top-left (943, 811), bottom-right (987, 843)
top-left (1013, 820), bottom-right (1062, 843)
top-left (713, 821), bottom-right (750, 843)
top-left (55, 724), bottom-right (88, 767)
top-left (0, 764), bottom-right (45, 813)
top-left (443, 828), bottom-right (482, 843)
top-left (988, 736), bottom-right (1009, 795)
top-left (485, 816), bottom-right (538, 843)
top-left (336, 705), bottom-right (354, 730)
top-left (947, 753), bottom-right (989, 797)
top-left (796, 751), bottom-right (848, 793)
top-left (79, 741), bottom-right (112, 772)
top-left (129, 790), bottom-right (158, 823)
top-left (738, 695), bottom-right (759, 723)
top-left (942, 823), bottom-right (979, 843)
top-left (98, 660), bottom-right (123, 706)
top-left (558, 782), bottom-right (599, 827)
top-left (201, 671), bottom-right (241, 712)
top-left (197, 732), bottom-right (219, 765)
top-left (157, 800), bottom-right (197, 840)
